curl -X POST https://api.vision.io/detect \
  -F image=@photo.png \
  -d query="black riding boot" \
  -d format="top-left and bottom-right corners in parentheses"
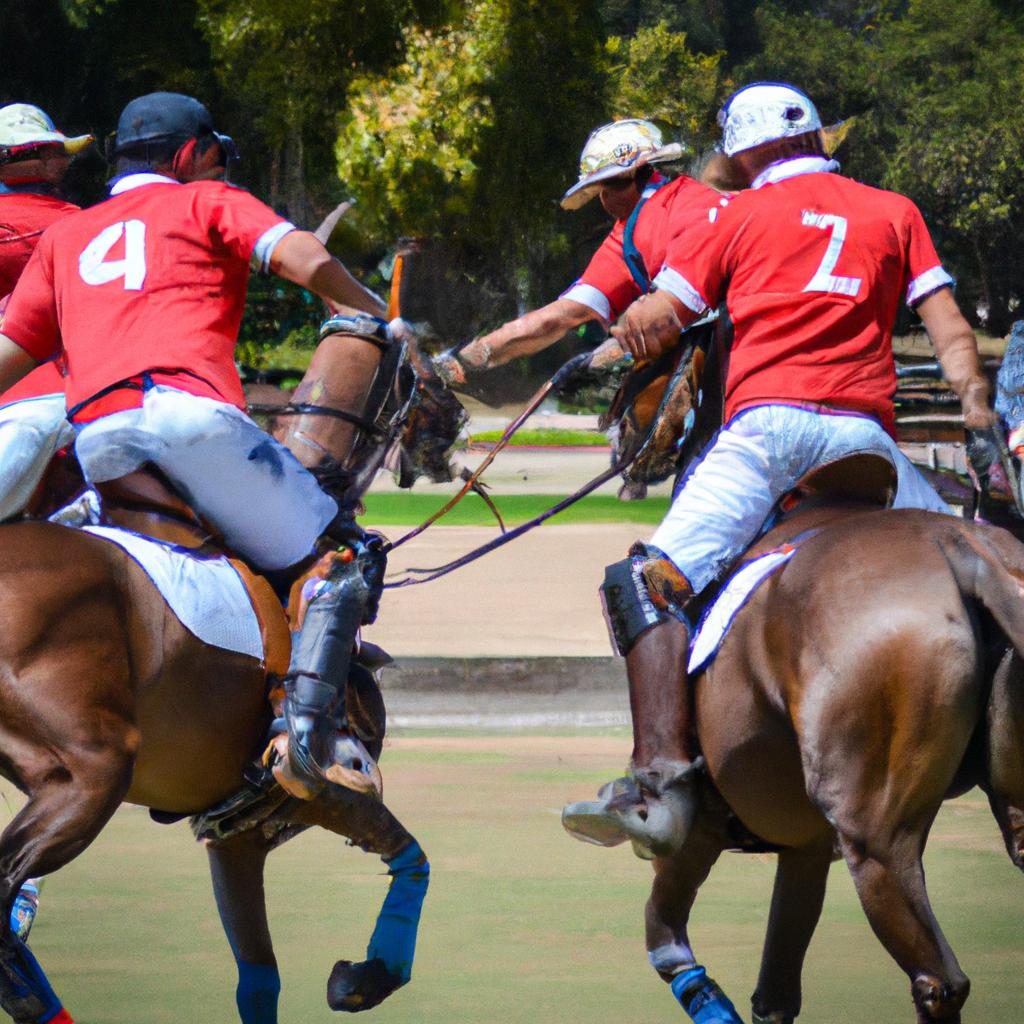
top-left (563, 545), bottom-right (703, 858)
top-left (280, 538), bottom-right (386, 795)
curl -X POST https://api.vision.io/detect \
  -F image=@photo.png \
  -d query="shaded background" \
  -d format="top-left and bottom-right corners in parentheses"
top-left (3, 0), bottom-right (1022, 400)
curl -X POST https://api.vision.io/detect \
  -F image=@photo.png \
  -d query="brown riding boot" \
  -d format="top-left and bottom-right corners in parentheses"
top-left (563, 549), bottom-right (703, 858)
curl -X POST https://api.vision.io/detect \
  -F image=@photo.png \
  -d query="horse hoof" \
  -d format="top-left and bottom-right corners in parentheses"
top-left (327, 958), bottom-right (403, 1012)
top-left (911, 973), bottom-right (968, 1022)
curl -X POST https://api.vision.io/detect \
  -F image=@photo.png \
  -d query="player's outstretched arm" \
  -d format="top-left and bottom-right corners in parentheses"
top-left (465, 299), bottom-right (597, 368)
top-left (269, 230), bottom-right (386, 319)
top-left (917, 287), bottom-right (995, 430)
top-left (434, 298), bottom-right (597, 386)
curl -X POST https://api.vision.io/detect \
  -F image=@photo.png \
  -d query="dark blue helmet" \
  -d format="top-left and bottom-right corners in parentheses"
top-left (114, 92), bottom-right (214, 154)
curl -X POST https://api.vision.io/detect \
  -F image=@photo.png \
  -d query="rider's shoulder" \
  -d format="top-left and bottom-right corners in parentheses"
top-left (185, 179), bottom-right (261, 202)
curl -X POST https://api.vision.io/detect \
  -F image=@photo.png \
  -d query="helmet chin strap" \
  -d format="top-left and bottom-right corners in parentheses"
top-left (171, 137), bottom-right (198, 181)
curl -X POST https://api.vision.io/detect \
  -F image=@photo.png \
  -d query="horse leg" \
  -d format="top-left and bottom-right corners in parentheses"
top-left (0, 731), bottom-right (136, 1023)
top-left (206, 830), bottom-right (280, 1024)
top-left (646, 808), bottom-right (743, 1024)
top-left (837, 820), bottom-right (968, 1023)
top-left (750, 839), bottom-right (834, 1024)
top-left (276, 787), bottom-right (429, 1012)
top-left (985, 650), bottom-right (1024, 870)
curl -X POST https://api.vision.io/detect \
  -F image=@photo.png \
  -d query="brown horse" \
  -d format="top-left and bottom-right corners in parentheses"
top-left (568, 349), bottom-right (1024, 1023)
top-left (629, 504), bottom-right (1024, 1024)
top-left (0, 311), bottom-right (448, 1023)
top-left (557, 329), bottom-right (1024, 1022)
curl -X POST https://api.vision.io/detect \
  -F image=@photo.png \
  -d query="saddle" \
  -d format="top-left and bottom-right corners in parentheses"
top-left (75, 465), bottom-right (389, 827)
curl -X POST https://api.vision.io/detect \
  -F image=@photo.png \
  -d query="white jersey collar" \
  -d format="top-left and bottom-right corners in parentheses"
top-left (109, 173), bottom-right (180, 196)
top-left (751, 156), bottom-right (839, 191)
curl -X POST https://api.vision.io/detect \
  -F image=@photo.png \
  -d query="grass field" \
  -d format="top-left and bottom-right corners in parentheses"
top-left (14, 733), bottom-right (1023, 1024)
top-left (362, 492), bottom-right (670, 526)
top-left (467, 429), bottom-right (607, 447)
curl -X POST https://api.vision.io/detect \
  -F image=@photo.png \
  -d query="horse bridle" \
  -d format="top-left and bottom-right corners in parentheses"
top-left (273, 403), bottom-right (386, 439)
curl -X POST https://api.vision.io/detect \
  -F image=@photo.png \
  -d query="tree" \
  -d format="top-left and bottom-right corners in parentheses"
top-left (606, 22), bottom-right (727, 158)
top-left (337, 0), bottom-right (609, 336)
top-left (874, 0), bottom-right (1024, 331)
top-left (196, 0), bottom-right (449, 226)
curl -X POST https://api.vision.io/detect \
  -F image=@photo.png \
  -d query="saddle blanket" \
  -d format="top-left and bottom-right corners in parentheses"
top-left (688, 547), bottom-right (797, 675)
top-left (82, 525), bottom-right (265, 661)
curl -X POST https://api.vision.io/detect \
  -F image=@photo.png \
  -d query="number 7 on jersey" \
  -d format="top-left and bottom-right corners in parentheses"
top-left (801, 211), bottom-right (861, 297)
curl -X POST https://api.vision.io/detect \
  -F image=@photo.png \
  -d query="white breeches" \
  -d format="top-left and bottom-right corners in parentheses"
top-left (0, 394), bottom-right (75, 521)
top-left (74, 387), bottom-right (338, 570)
top-left (650, 404), bottom-right (951, 593)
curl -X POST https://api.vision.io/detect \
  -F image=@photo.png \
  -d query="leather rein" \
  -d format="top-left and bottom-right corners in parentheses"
top-left (382, 444), bottom-right (641, 588)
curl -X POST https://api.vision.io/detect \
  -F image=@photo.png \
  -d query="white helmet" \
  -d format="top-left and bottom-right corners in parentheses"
top-left (717, 82), bottom-right (822, 157)
top-left (0, 104), bottom-right (93, 161)
top-left (560, 119), bottom-right (683, 210)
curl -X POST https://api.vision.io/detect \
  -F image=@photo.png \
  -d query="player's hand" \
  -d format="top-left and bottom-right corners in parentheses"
top-left (611, 292), bottom-right (682, 362)
top-left (431, 349), bottom-right (468, 387)
top-left (960, 376), bottom-right (998, 431)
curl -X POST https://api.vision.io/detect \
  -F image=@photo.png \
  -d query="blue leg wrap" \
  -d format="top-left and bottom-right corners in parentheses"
top-left (366, 841), bottom-right (430, 983)
top-left (9, 881), bottom-right (40, 942)
top-left (235, 961), bottom-right (281, 1024)
top-left (671, 965), bottom-right (744, 1024)
top-left (0, 937), bottom-right (63, 1023)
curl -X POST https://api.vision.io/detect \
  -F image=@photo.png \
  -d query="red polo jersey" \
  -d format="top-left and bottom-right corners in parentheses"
top-left (0, 191), bottom-right (79, 298)
top-left (3, 175), bottom-right (293, 419)
top-left (654, 160), bottom-right (952, 435)
top-left (561, 175), bottom-right (726, 322)
top-left (0, 190), bottom-right (78, 403)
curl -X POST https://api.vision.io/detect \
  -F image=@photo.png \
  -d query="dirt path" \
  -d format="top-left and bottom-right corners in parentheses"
top-left (363, 523), bottom-right (645, 657)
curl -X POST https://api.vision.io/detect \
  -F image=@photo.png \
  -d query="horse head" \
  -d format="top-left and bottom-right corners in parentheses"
top-left (269, 244), bottom-right (469, 523)
top-left (575, 320), bottom-right (719, 500)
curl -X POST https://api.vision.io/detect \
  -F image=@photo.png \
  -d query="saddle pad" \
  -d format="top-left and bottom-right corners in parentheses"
top-left (688, 548), bottom-right (796, 675)
top-left (82, 525), bottom-right (264, 661)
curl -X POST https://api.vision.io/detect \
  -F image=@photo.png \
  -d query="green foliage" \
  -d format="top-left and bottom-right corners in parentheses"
top-left (4, 0), bottom-right (1021, 345)
top-left (606, 23), bottom-right (726, 153)
top-left (336, 5), bottom-right (499, 239)
top-left (337, 0), bottom-right (609, 321)
top-left (872, 0), bottom-right (1024, 330)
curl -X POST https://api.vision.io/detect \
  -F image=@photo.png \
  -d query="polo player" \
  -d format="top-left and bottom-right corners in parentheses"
top-left (0, 103), bottom-right (93, 521)
top-left (0, 92), bottom-right (388, 797)
top-left (0, 101), bottom-right (94, 945)
top-left (568, 83), bottom-right (992, 858)
top-left (434, 119), bottom-right (719, 381)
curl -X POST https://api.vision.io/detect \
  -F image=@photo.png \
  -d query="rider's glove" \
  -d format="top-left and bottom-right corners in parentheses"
top-left (432, 349), bottom-right (470, 387)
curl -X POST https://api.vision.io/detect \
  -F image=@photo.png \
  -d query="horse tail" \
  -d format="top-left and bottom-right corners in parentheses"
top-left (937, 525), bottom-right (1024, 871)
top-left (937, 527), bottom-right (1024, 656)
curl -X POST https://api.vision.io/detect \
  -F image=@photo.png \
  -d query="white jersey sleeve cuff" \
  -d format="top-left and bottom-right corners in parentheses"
top-left (251, 221), bottom-right (297, 274)
top-left (651, 267), bottom-right (708, 315)
top-left (906, 265), bottom-right (954, 307)
top-left (560, 282), bottom-right (611, 324)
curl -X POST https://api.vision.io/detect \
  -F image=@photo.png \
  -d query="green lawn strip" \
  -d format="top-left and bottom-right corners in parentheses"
top-left (362, 491), bottom-right (669, 526)
top-left (468, 428), bottom-right (607, 447)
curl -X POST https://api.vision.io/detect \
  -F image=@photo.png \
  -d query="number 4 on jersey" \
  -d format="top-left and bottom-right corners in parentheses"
top-left (801, 211), bottom-right (861, 297)
top-left (79, 220), bottom-right (147, 290)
